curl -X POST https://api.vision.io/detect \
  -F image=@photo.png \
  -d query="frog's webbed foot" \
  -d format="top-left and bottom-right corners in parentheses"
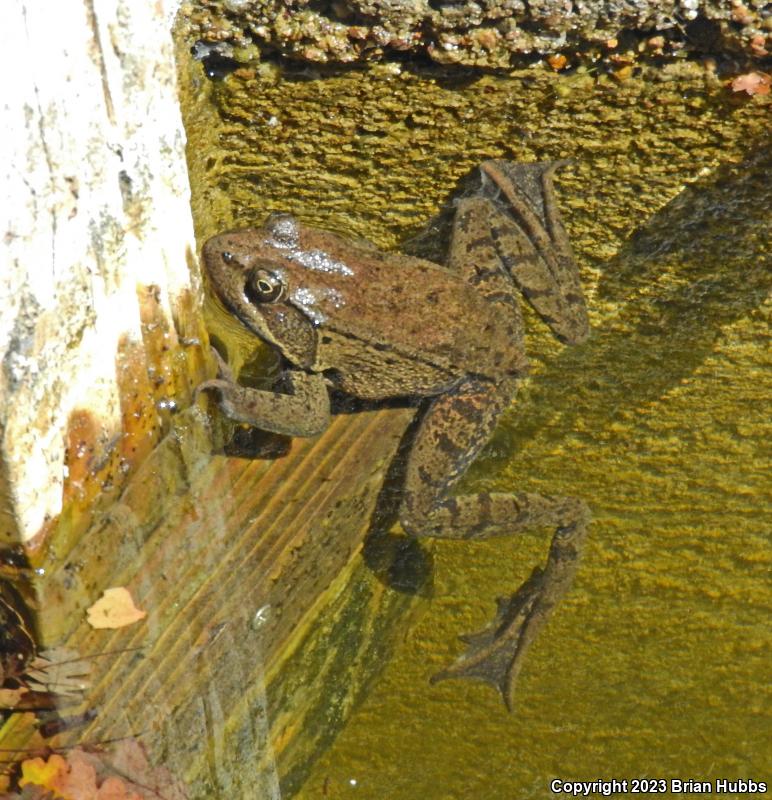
top-left (399, 379), bottom-right (590, 709)
top-left (422, 490), bottom-right (590, 711)
top-left (430, 566), bottom-right (547, 711)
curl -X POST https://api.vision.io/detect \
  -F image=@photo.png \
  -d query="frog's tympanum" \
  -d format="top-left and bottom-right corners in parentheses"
top-left (199, 161), bottom-right (590, 709)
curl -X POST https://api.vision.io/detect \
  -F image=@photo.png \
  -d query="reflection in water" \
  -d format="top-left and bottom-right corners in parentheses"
top-left (362, 403), bottom-right (433, 596)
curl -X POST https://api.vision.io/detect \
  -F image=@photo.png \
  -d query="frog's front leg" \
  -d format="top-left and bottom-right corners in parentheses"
top-left (197, 365), bottom-right (330, 437)
top-left (400, 377), bottom-right (589, 710)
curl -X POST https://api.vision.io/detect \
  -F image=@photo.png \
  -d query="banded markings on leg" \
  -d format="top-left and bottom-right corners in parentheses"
top-left (398, 375), bottom-right (590, 708)
top-left (479, 160), bottom-right (589, 345)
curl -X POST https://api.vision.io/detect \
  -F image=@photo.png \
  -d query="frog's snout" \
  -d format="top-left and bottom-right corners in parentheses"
top-left (202, 234), bottom-right (236, 269)
top-left (201, 234), bottom-right (248, 310)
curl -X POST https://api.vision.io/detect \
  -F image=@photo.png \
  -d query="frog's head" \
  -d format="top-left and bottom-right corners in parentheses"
top-left (201, 214), bottom-right (318, 369)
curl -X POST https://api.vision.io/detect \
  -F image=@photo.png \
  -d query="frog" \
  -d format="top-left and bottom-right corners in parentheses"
top-left (197, 160), bottom-right (591, 710)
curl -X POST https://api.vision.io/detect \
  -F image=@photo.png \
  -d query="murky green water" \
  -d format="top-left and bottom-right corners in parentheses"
top-left (179, 42), bottom-right (770, 799)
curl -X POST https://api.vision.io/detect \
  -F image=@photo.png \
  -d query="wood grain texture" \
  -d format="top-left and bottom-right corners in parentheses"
top-left (1, 405), bottom-right (418, 797)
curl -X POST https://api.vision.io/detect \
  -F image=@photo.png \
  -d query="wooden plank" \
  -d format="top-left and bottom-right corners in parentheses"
top-left (1, 405), bottom-right (418, 797)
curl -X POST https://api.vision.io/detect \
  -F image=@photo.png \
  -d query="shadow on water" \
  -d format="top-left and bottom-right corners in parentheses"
top-left (327, 392), bottom-right (433, 597)
top-left (360, 404), bottom-right (434, 597)
top-left (480, 145), bottom-right (771, 466)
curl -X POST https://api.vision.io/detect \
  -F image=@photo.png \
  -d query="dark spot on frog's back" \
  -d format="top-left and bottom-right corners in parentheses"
top-left (437, 431), bottom-right (463, 457)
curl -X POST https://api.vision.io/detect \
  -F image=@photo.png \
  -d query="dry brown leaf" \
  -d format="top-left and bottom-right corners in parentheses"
top-left (61, 753), bottom-right (99, 800)
top-left (97, 775), bottom-right (142, 800)
top-left (730, 71), bottom-right (771, 96)
top-left (86, 589), bottom-right (146, 630)
top-left (106, 739), bottom-right (188, 800)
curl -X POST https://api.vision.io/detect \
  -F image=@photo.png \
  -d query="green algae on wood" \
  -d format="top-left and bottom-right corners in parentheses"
top-left (175, 31), bottom-right (769, 799)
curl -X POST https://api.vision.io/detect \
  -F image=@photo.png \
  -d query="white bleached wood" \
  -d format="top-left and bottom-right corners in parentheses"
top-left (0, 0), bottom-right (197, 543)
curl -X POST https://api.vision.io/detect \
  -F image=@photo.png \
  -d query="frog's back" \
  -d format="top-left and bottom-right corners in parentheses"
top-left (305, 230), bottom-right (527, 399)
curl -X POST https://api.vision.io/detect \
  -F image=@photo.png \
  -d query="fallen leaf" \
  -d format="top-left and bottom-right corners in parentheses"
top-left (106, 740), bottom-right (188, 800)
top-left (97, 775), bottom-right (142, 800)
top-left (61, 754), bottom-right (99, 800)
top-left (730, 71), bottom-right (770, 96)
top-left (11, 743), bottom-right (184, 800)
top-left (17, 751), bottom-right (103, 800)
top-left (0, 686), bottom-right (28, 707)
top-left (86, 589), bottom-right (146, 630)
top-left (18, 753), bottom-right (69, 796)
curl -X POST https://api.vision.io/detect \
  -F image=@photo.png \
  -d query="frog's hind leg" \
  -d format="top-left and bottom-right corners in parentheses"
top-left (457, 160), bottom-right (589, 345)
top-left (399, 377), bottom-right (590, 710)
top-left (428, 492), bottom-right (589, 711)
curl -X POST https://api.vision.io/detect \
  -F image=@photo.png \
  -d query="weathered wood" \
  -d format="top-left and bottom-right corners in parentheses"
top-left (2, 403), bottom-right (417, 796)
top-left (0, 0), bottom-right (198, 548)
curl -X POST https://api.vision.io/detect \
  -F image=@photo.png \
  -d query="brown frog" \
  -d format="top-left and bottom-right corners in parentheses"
top-left (198, 160), bottom-right (590, 709)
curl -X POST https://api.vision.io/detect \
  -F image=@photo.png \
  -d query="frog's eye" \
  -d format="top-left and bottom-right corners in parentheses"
top-left (246, 268), bottom-right (285, 304)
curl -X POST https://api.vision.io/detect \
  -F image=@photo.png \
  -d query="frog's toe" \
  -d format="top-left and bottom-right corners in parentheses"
top-left (208, 345), bottom-right (236, 381)
top-left (429, 568), bottom-right (546, 711)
